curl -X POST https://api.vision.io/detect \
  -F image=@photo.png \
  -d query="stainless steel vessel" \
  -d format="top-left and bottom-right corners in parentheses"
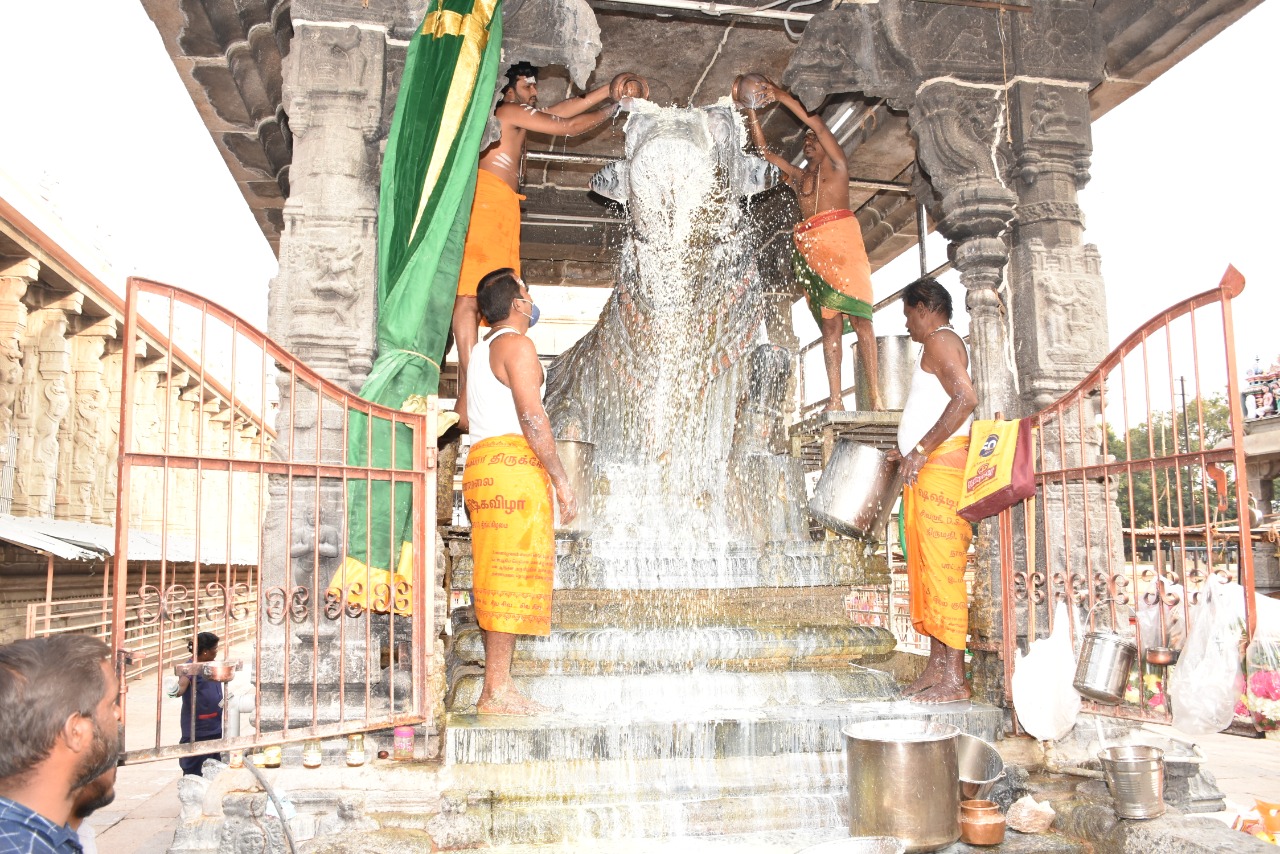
top-left (855, 334), bottom-right (918, 411)
top-left (810, 440), bottom-right (902, 540)
top-left (554, 438), bottom-right (595, 533)
top-left (1073, 629), bottom-right (1138, 704)
top-left (844, 719), bottom-right (961, 853)
top-left (1099, 745), bottom-right (1166, 819)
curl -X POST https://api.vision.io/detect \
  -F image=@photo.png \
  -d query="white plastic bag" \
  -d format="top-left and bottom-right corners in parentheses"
top-left (1169, 579), bottom-right (1245, 735)
top-left (1012, 601), bottom-right (1082, 741)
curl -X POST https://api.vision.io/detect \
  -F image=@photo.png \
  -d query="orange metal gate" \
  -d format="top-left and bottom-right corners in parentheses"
top-left (999, 267), bottom-right (1255, 724)
top-left (109, 277), bottom-right (436, 762)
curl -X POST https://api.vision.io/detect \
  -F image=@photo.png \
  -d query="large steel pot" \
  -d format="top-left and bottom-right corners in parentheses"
top-left (844, 719), bottom-right (961, 853)
top-left (855, 334), bottom-right (919, 411)
top-left (1073, 629), bottom-right (1137, 704)
top-left (554, 439), bottom-right (595, 533)
top-left (810, 440), bottom-right (902, 540)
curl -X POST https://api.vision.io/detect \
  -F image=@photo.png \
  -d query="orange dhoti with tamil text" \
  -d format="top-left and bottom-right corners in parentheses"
top-left (457, 169), bottom-right (525, 298)
top-left (902, 435), bottom-right (973, 651)
top-left (463, 434), bottom-right (555, 636)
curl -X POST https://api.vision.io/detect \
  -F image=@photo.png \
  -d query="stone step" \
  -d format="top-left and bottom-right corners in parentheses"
top-left (451, 625), bottom-right (897, 675)
top-left (441, 832), bottom-right (1088, 854)
top-left (448, 537), bottom-right (885, 591)
top-left (444, 697), bottom-right (1002, 765)
top-left (545, 586), bottom-right (860, 630)
top-left (447, 666), bottom-right (902, 715)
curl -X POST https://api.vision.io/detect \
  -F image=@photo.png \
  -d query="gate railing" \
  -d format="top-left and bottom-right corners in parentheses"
top-left (111, 277), bottom-right (436, 762)
top-left (999, 266), bottom-right (1254, 724)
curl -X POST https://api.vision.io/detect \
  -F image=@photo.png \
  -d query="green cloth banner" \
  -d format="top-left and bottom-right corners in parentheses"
top-left (334, 0), bottom-right (503, 609)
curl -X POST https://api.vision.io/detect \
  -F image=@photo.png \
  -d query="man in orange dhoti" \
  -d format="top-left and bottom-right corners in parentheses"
top-left (739, 77), bottom-right (884, 412)
top-left (890, 277), bottom-right (978, 703)
top-left (452, 62), bottom-right (645, 429)
top-left (462, 268), bottom-right (577, 715)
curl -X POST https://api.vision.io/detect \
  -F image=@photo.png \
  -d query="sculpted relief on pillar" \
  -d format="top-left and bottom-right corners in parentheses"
top-left (0, 272), bottom-right (32, 462)
top-left (271, 22), bottom-right (385, 390)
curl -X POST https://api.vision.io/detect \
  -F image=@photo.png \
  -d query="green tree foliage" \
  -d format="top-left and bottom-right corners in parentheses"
top-left (1107, 394), bottom-right (1236, 530)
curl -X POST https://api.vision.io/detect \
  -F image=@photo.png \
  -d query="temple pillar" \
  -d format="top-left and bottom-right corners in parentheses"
top-left (12, 294), bottom-right (82, 518)
top-left (0, 258), bottom-right (36, 498)
top-left (1006, 80), bottom-right (1123, 622)
top-left (62, 320), bottom-right (116, 521)
top-left (95, 344), bottom-right (123, 526)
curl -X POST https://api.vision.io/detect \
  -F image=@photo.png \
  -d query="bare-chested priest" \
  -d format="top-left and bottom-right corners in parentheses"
top-left (740, 76), bottom-right (884, 412)
top-left (452, 63), bottom-right (646, 429)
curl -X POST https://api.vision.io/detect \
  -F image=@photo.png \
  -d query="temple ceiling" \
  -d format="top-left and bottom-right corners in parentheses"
top-left (141, 0), bottom-right (1262, 281)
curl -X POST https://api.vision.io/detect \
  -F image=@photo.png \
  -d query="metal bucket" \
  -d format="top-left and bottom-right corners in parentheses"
top-left (1099, 745), bottom-right (1165, 819)
top-left (956, 733), bottom-right (1005, 800)
top-left (1073, 630), bottom-right (1138, 704)
top-left (810, 440), bottom-right (902, 540)
top-left (554, 438), bottom-right (594, 533)
top-left (844, 719), bottom-right (961, 853)
top-left (855, 334), bottom-right (919, 411)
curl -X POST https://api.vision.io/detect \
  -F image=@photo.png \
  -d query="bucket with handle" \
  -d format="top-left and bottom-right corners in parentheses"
top-left (1073, 599), bottom-right (1138, 704)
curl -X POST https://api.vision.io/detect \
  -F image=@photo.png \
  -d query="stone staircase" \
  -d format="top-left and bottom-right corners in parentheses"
top-left (431, 534), bottom-right (1004, 850)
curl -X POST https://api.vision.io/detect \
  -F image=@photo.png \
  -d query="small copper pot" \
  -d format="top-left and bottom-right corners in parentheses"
top-left (610, 73), bottom-right (649, 102)
top-left (959, 800), bottom-right (1006, 846)
top-left (731, 73), bottom-right (773, 109)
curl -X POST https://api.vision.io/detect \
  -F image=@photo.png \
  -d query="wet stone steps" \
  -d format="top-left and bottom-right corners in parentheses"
top-left (451, 625), bottom-right (898, 675)
top-left (444, 698), bottom-right (1002, 765)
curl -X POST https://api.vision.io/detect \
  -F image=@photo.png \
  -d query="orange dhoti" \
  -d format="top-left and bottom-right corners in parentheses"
top-left (902, 436), bottom-right (973, 650)
top-left (463, 434), bottom-right (555, 636)
top-left (792, 208), bottom-right (873, 331)
top-left (457, 169), bottom-right (525, 298)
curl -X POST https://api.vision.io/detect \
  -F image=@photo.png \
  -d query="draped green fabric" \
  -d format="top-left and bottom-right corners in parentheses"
top-left (335, 0), bottom-right (503, 608)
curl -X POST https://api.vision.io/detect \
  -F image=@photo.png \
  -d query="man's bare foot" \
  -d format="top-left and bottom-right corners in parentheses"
top-left (913, 683), bottom-right (971, 704)
top-left (475, 684), bottom-right (548, 716)
top-left (822, 397), bottom-right (844, 413)
top-left (902, 670), bottom-right (939, 698)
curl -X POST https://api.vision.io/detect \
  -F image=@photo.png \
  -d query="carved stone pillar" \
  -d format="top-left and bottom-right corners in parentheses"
top-left (63, 322), bottom-right (115, 521)
top-left (258, 1), bottom-right (410, 729)
top-left (12, 298), bottom-right (80, 518)
top-left (909, 81), bottom-right (1019, 421)
top-left (271, 22), bottom-right (384, 391)
top-left (0, 258), bottom-right (36, 487)
top-left (96, 345), bottom-right (123, 526)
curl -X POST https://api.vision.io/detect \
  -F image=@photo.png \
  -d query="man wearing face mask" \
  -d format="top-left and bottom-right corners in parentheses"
top-left (462, 268), bottom-right (577, 715)
top-left (0, 635), bottom-right (121, 854)
top-left (452, 62), bottom-right (646, 430)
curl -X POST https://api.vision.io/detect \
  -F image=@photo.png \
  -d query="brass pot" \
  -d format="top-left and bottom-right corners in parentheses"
top-left (731, 73), bottom-right (773, 109)
top-left (610, 73), bottom-right (649, 102)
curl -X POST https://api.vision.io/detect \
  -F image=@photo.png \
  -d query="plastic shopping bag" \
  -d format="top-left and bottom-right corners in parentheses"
top-left (957, 418), bottom-right (1035, 522)
top-left (1169, 579), bottom-right (1246, 735)
top-left (1012, 601), bottom-right (1081, 741)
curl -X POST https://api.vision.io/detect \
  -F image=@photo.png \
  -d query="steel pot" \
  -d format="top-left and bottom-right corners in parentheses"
top-left (554, 439), bottom-right (595, 533)
top-left (201, 660), bottom-right (241, 682)
top-left (1073, 630), bottom-right (1138, 703)
top-left (810, 440), bottom-right (902, 540)
top-left (844, 719), bottom-right (961, 853)
top-left (854, 335), bottom-right (919, 411)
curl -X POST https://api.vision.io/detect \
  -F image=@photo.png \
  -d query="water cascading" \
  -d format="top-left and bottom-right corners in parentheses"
top-left (545, 100), bottom-right (816, 583)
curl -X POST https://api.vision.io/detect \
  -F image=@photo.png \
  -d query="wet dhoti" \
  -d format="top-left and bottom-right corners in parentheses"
top-left (457, 169), bottom-right (525, 298)
top-left (903, 436), bottom-right (973, 650)
top-left (463, 434), bottom-right (555, 636)
top-left (792, 208), bottom-right (873, 331)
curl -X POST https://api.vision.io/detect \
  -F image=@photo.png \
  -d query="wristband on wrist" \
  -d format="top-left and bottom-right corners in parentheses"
top-left (914, 443), bottom-right (927, 456)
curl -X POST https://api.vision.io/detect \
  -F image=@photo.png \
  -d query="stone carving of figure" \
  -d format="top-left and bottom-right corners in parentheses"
top-left (0, 338), bottom-right (22, 442)
top-left (72, 387), bottom-right (106, 477)
top-left (307, 26), bottom-right (366, 91)
top-left (312, 243), bottom-right (363, 305)
top-left (35, 377), bottom-right (70, 465)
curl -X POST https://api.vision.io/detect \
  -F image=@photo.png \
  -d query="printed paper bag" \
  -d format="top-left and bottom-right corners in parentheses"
top-left (957, 418), bottom-right (1035, 522)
